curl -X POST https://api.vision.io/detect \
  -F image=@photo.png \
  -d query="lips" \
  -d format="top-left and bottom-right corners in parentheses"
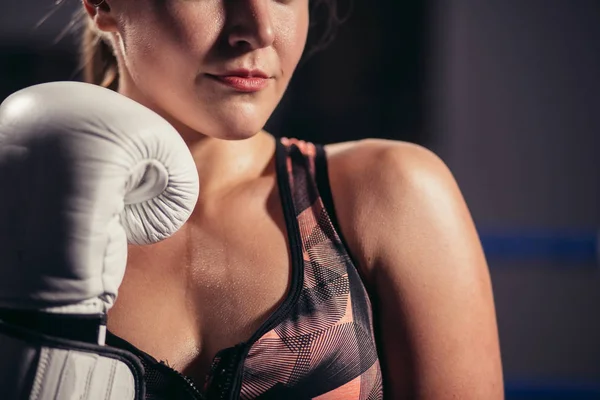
top-left (208, 69), bottom-right (271, 93)
top-left (224, 69), bottom-right (270, 79)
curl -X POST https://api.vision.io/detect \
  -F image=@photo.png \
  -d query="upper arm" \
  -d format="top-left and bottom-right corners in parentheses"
top-left (326, 139), bottom-right (504, 399)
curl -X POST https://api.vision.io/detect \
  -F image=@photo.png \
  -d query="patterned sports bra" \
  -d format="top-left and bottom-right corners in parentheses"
top-left (107, 138), bottom-right (384, 399)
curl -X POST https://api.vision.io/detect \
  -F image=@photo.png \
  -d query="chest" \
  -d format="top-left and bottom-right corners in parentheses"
top-left (107, 184), bottom-right (292, 378)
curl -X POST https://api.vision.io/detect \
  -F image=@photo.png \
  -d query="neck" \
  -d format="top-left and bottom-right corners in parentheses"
top-left (181, 130), bottom-right (277, 197)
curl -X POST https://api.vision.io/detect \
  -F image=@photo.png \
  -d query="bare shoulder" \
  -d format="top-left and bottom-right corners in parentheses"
top-left (324, 137), bottom-right (442, 168)
top-left (324, 139), bottom-right (503, 398)
top-left (323, 138), bottom-right (460, 278)
top-left (324, 138), bottom-right (456, 212)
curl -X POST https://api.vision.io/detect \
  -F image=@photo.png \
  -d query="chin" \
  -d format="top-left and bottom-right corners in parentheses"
top-left (216, 126), bottom-right (263, 141)
top-left (201, 104), bottom-right (272, 141)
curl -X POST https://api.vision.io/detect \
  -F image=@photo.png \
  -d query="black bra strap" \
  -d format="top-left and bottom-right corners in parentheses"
top-left (314, 145), bottom-right (340, 232)
top-left (315, 144), bottom-right (352, 252)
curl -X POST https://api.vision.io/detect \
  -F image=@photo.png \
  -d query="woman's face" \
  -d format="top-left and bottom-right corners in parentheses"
top-left (105, 0), bottom-right (310, 140)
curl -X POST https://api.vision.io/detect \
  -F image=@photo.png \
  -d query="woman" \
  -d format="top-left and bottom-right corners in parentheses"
top-left (82, 0), bottom-right (504, 398)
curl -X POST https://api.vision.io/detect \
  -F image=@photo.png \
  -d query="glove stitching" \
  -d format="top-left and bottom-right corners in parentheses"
top-left (83, 354), bottom-right (95, 400)
top-left (54, 350), bottom-right (72, 399)
top-left (30, 347), bottom-right (50, 400)
top-left (105, 359), bottom-right (118, 400)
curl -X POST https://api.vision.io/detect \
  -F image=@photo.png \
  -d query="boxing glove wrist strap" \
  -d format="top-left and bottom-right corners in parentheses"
top-left (0, 308), bottom-right (106, 344)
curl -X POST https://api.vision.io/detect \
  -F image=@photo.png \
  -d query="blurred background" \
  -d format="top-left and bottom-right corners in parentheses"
top-left (1, 0), bottom-right (599, 398)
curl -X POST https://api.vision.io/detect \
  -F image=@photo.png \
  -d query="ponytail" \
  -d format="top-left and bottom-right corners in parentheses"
top-left (80, 15), bottom-right (119, 90)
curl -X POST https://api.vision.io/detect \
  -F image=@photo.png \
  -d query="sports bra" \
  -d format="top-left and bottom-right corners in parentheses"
top-left (106, 138), bottom-right (384, 399)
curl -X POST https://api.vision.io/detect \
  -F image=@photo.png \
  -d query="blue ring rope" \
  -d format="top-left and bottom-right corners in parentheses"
top-left (505, 381), bottom-right (600, 400)
top-left (478, 230), bottom-right (598, 263)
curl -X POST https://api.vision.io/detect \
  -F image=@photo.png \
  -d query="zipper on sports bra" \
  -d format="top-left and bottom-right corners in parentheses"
top-left (225, 267), bottom-right (303, 399)
top-left (220, 141), bottom-right (305, 400)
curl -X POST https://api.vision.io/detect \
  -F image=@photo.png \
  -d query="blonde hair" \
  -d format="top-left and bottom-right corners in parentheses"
top-left (80, 14), bottom-right (118, 89)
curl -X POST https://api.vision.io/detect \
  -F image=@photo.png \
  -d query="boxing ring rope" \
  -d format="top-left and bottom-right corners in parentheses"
top-left (504, 381), bottom-right (600, 400)
top-left (479, 230), bottom-right (599, 264)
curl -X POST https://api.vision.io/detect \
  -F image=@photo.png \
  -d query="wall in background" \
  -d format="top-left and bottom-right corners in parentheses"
top-left (430, 0), bottom-right (600, 386)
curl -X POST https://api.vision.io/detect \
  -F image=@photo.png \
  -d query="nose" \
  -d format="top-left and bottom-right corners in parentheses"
top-left (226, 0), bottom-right (275, 50)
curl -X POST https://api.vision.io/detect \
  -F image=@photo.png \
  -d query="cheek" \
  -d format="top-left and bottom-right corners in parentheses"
top-left (274, 4), bottom-right (310, 77)
top-left (119, 3), bottom-right (223, 86)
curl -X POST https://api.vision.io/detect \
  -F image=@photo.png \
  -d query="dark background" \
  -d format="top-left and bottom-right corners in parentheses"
top-left (2, 1), bottom-right (600, 398)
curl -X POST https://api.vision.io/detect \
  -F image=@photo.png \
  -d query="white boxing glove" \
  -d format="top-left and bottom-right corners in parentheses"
top-left (0, 82), bottom-right (200, 399)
